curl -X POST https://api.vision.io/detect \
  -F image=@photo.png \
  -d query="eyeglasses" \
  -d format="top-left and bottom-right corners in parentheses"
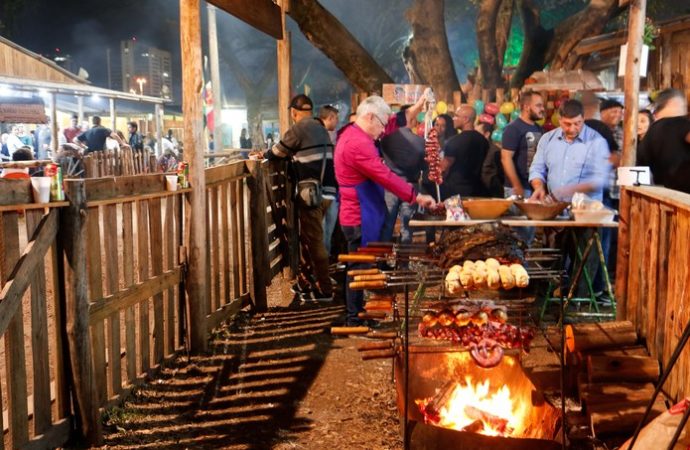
top-left (372, 113), bottom-right (386, 128)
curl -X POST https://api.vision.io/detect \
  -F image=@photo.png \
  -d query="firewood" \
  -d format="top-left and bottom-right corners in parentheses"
top-left (565, 321), bottom-right (638, 353)
top-left (589, 397), bottom-right (666, 436)
top-left (356, 341), bottom-right (393, 352)
top-left (360, 349), bottom-right (396, 361)
top-left (581, 382), bottom-right (656, 412)
top-left (587, 355), bottom-right (660, 383)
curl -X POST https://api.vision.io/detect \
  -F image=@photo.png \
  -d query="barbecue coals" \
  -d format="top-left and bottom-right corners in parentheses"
top-left (445, 259), bottom-right (529, 294)
top-left (417, 303), bottom-right (534, 368)
top-left (425, 128), bottom-right (443, 185)
top-left (433, 223), bottom-right (526, 268)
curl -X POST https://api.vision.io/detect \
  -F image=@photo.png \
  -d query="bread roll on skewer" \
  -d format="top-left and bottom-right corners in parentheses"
top-left (498, 265), bottom-right (515, 289)
top-left (485, 258), bottom-right (500, 270)
top-left (487, 267), bottom-right (501, 289)
top-left (510, 264), bottom-right (529, 288)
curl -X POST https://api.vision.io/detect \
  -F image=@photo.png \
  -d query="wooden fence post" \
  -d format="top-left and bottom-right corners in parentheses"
top-left (246, 159), bottom-right (270, 312)
top-left (60, 180), bottom-right (102, 445)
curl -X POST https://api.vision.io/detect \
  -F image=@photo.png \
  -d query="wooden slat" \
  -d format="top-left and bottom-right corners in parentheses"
top-left (209, 186), bottom-right (220, 311)
top-left (625, 186), bottom-right (690, 211)
top-left (643, 202), bottom-right (660, 345)
top-left (653, 207), bottom-right (673, 361)
top-left (21, 417), bottom-right (72, 450)
top-left (207, 0), bottom-right (282, 39)
top-left (24, 210), bottom-right (52, 435)
top-left (1, 211), bottom-right (29, 447)
top-left (206, 294), bottom-right (250, 333)
top-left (136, 200), bottom-right (151, 372)
top-left (230, 178), bottom-right (240, 299)
top-left (0, 202), bottom-right (68, 213)
top-left (163, 196), bottom-right (175, 355)
top-left (220, 183), bottom-right (230, 305)
top-left (204, 161), bottom-right (248, 185)
top-left (86, 206), bottom-right (107, 406)
top-left (148, 198), bottom-right (165, 364)
top-left (238, 180), bottom-right (247, 294)
top-left (0, 179), bottom-right (32, 205)
top-left (121, 202), bottom-right (137, 382)
top-left (85, 173), bottom-right (166, 202)
top-left (103, 204), bottom-right (122, 397)
top-left (49, 239), bottom-right (69, 420)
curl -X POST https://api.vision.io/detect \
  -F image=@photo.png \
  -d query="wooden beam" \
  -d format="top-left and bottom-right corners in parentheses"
top-left (207, 0), bottom-right (283, 40)
top-left (277, 0), bottom-right (291, 137)
top-left (180, 0), bottom-right (209, 353)
top-left (246, 159), bottom-right (270, 312)
top-left (621, 0), bottom-right (647, 166)
top-left (207, 4), bottom-right (223, 153)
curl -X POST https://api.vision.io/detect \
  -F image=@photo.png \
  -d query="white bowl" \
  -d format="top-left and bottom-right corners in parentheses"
top-left (571, 208), bottom-right (616, 223)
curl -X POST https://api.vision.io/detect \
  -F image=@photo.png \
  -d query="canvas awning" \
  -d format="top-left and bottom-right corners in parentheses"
top-left (524, 70), bottom-right (605, 91)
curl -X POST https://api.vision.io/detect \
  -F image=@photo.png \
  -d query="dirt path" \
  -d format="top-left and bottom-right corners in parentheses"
top-left (97, 277), bottom-right (403, 450)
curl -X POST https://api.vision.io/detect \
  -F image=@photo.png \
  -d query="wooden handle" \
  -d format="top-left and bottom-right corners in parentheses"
top-left (330, 326), bottom-right (370, 335)
top-left (358, 311), bottom-right (387, 319)
top-left (366, 331), bottom-right (398, 339)
top-left (347, 268), bottom-right (381, 276)
top-left (357, 341), bottom-right (393, 352)
top-left (349, 281), bottom-right (386, 289)
top-left (353, 274), bottom-right (387, 281)
top-left (339, 254), bottom-right (378, 263)
top-left (356, 247), bottom-right (391, 254)
top-left (361, 349), bottom-right (397, 361)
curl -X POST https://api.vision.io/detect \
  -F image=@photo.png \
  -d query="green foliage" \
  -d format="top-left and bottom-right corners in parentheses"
top-left (643, 18), bottom-right (659, 49)
top-left (503, 19), bottom-right (524, 68)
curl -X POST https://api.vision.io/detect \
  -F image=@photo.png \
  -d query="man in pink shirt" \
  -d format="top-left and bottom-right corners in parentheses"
top-left (335, 95), bottom-right (436, 326)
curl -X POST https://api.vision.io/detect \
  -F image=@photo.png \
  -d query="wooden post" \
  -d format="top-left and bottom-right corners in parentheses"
top-left (277, 0), bottom-right (291, 137)
top-left (50, 92), bottom-right (58, 155)
top-left (661, 32), bottom-right (672, 88)
top-left (77, 96), bottom-right (84, 125)
top-left (180, 0), bottom-right (209, 353)
top-left (60, 180), bottom-right (102, 445)
top-left (109, 98), bottom-right (116, 132)
top-left (621, 0), bottom-right (647, 166)
top-left (155, 103), bottom-right (163, 157)
top-left (615, 188), bottom-right (631, 320)
top-left (207, 4), bottom-right (223, 152)
top-left (246, 159), bottom-right (269, 312)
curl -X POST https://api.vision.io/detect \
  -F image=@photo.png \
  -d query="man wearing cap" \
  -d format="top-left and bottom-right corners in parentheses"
top-left (265, 94), bottom-right (336, 303)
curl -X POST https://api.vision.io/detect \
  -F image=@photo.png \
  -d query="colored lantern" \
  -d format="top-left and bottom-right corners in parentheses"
top-left (436, 101), bottom-right (448, 115)
top-left (495, 113), bottom-right (508, 129)
top-left (491, 129), bottom-right (503, 142)
top-left (510, 110), bottom-right (520, 121)
top-left (478, 113), bottom-right (495, 125)
top-left (473, 100), bottom-right (485, 116)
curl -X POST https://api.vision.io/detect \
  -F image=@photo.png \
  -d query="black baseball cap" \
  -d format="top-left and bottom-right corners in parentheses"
top-left (600, 98), bottom-right (624, 112)
top-left (288, 94), bottom-right (313, 111)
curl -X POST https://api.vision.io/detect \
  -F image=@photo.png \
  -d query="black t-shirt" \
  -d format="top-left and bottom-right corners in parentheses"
top-left (77, 126), bottom-right (112, 152)
top-left (441, 130), bottom-right (489, 199)
top-left (501, 118), bottom-right (542, 188)
top-left (380, 127), bottom-right (425, 183)
top-left (585, 119), bottom-right (619, 152)
top-left (638, 116), bottom-right (690, 194)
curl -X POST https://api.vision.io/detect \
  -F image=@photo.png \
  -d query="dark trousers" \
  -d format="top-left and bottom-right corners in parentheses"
top-left (298, 198), bottom-right (333, 296)
top-left (341, 225), bottom-right (364, 323)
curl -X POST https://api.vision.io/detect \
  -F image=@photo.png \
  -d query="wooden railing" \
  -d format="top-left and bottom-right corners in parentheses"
top-left (616, 186), bottom-right (690, 401)
top-left (0, 159), bottom-right (293, 448)
top-left (83, 148), bottom-right (158, 178)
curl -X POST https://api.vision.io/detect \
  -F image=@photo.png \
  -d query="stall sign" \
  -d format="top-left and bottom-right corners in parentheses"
top-left (382, 84), bottom-right (429, 105)
top-left (0, 97), bottom-right (47, 123)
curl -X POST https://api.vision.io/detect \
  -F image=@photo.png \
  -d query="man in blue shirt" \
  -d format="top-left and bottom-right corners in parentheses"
top-left (529, 99), bottom-right (610, 202)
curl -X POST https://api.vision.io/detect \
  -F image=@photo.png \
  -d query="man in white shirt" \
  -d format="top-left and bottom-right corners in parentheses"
top-left (6, 126), bottom-right (24, 157)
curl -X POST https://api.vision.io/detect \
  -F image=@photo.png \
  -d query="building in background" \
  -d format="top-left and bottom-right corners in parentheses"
top-left (107, 39), bottom-right (172, 101)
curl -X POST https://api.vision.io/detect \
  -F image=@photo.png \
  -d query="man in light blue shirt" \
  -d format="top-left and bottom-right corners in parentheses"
top-left (529, 99), bottom-right (610, 202)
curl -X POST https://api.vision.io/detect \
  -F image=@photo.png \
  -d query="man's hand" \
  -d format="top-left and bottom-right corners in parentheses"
top-left (530, 186), bottom-right (547, 202)
top-left (415, 193), bottom-right (436, 209)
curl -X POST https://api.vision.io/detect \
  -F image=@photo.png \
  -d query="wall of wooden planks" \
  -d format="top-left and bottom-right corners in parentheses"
top-left (0, 158), bottom-right (287, 448)
top-left (616, 186), bottom-right (690, 402)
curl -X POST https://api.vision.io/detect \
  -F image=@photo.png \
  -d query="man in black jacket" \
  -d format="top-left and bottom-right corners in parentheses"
top-left (265, 94), bottom-right (336, 302)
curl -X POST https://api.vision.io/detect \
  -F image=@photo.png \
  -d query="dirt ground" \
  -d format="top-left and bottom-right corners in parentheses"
top-left (94, 275), bottom-right (404, 450)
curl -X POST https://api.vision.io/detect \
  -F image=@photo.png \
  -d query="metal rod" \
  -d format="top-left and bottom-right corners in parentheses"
top-left (628, 316), bottom-right (690, 449)
top-left (403, 283), bottom-right (410, 450)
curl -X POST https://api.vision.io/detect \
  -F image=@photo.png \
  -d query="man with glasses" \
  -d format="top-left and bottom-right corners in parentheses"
top-left (265, 94), bottom-right (336, 303)
top-left (335, 95), bottom-right (436, 327)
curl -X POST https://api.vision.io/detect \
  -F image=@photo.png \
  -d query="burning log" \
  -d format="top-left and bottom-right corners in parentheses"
top-left (565, 321), bottom-right (638, 353)
top-left (587, 355), bottom-right (660, 383)
top-left (464, 405), bottom-right (512, 435)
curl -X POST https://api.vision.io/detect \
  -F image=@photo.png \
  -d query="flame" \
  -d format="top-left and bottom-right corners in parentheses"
top-left (416, 375), bottom-right (530, 437)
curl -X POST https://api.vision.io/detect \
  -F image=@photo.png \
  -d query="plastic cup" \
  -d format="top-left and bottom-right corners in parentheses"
top-left (165, 175), bottom-right (178, 191)
top-left (30, 177), bottom-right (51, 203)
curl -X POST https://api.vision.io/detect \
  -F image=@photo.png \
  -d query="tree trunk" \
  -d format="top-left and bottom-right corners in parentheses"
top-left (495, 0), bottom-right (514, 72)
top-left (405, 0), bottom-right (459, 103)
top-left (511, 0), bottom-right (553, 89)
top-left (288, 0), bottom-right (393, 93)
top-left (476, 0), bottom-right (503, 92)
top-left (546, 0), bottom-right (623, 70)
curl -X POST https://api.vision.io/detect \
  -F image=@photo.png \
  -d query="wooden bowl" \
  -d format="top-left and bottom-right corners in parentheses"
top-left (461, 198), bottom-right (513, 220)
top-left (515, 200), bottom-right (569, 220)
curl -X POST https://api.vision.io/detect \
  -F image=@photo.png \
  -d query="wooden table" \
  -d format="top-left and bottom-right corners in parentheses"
top-left (408, 219), bottom-right (495, 227)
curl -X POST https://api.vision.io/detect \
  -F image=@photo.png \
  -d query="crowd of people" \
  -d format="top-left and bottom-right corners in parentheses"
top-left (263, 87), bottom-right (690, 326)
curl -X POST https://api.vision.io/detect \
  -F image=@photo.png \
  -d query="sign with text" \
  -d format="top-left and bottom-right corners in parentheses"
top-left (382, 84), bottom-right (428, 105)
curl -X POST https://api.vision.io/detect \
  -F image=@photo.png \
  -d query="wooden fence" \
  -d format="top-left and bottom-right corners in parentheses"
top-left (83, 148), bottom-right (158, 178)
top-left (616, 186), bottom-right (690, 402)
top-left (0, 158), bottom-right (292, 448)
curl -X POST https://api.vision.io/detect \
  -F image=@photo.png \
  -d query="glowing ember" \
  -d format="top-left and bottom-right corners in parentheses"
top-left (416, 376), bottom-right (530, 437)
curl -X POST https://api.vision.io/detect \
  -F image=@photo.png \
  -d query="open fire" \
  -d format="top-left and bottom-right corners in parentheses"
top-left (416, 374), bottom-right (529, 437)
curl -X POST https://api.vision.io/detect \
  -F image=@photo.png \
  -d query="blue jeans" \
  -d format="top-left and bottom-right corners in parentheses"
top-left (341, 225), bottom-right (364, 324)
top-left (322, 196), bottom-right (339, 255)
top-left (381, 190), bottom-right (417, 244)
top-left (504, 186), bottom-right (535, 245)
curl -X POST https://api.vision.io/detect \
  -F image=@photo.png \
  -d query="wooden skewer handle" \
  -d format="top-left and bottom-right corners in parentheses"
top-left (358, 311), bottom-right (388, 319)
top-left (350, 281), bottom-right (387, 289)
top-left (353, 274), bottom-right (387, 281)
top-left (347, 268), bottom-right (381, 276)
top-left (357, 341), bottom-right (393, 352)
top-left (330, 326), bottom-right (370, 335)
top-left (366, 331), bottom-right (398, 339)
top-left (361, 349), bottom-right (397, 360)
top-left (338, 254), bottom-right (378, 263)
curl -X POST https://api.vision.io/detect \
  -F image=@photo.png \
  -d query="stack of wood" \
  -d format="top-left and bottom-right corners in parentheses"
top-left (565, 321), bottom-right (665, 439)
